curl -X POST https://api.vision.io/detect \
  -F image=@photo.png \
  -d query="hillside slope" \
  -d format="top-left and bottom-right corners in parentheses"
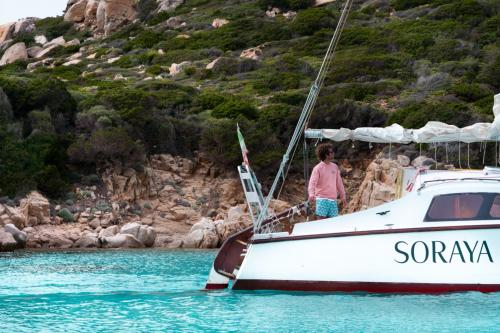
top-left (0, 0), bottom-right (499, 198)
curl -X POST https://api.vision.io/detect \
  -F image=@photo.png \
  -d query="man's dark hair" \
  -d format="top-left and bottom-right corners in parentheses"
top-left (316, 143), bottom-right (333, 161)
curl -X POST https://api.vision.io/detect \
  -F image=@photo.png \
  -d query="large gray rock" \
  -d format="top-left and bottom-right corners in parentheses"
top-left (137, 226), bottom-right (156, 247)
top-left (98, 225), bottom-right (119, 238)
top-left (4, 224), bottom-right (27, 246)
top-left (412, 156), bottom-right (436, 168)
top-left (99, 233), bottom-right (144, 248)
top-left (157, 0), bottom-right (184, 12)
top-left (0, 231), bottom-right (18, 251)
top-left (74, 232), bottom-right (99, 248)
top-left (120, 222), bottom-right (156, 247)
top-left (183, 218), bottom-right (219, 248)
top-left (120, 222), bottom-right (141, 237)
top-left (14, 18), bottom-right (37, 35)
top-left (0, 22), bottom-right (15, 43)
top-left (64, 0), bottom-right (88, 22)
top-left (0, 42), bottom-right (28, 66)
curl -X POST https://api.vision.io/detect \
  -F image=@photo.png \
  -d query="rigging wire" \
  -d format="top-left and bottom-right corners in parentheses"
top-left (482, 142), bottom-right (487, 165)
top-left (254, 0), bottom-right (354, 232)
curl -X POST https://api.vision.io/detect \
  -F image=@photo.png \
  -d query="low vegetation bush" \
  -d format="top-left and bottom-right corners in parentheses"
top-left (388, 100), bottom-right (479, 128)
top-left (290, 8), bottom-right (335, 36)
top-left (258, 0), bottom-right (314, 10)
top-left (212, 97), bottom-right (258, 119)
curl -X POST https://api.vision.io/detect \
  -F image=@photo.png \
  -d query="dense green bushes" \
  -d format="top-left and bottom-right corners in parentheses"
top-left (290, 8), bottom-right (335, 36)
top-left (258, 0), bottom-right (314, 10)
top-left (0, 76), bottom-right (76, 132)
top-left (388, 100), bottom-right (482, 128)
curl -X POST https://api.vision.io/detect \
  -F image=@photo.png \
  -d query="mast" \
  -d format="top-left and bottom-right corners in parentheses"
top-left (254, 0), bottom-right (354, 233)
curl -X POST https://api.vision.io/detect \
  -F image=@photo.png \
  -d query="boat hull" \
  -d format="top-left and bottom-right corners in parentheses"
top-left (233, 226), bottom-right (500, 293)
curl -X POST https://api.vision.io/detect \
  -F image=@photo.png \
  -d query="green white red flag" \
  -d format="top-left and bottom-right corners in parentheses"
top-left (237, 124), bottom-right (249, 166)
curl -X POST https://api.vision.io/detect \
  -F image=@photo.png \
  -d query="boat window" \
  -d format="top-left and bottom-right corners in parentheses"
top-left (425, 193), bottom-right (484, 221)
top-left (490, 195), bottom-right (500, 218)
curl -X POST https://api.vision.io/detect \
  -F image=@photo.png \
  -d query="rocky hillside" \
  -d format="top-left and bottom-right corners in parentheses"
top-left (0, 0), bottom-right (498, 199)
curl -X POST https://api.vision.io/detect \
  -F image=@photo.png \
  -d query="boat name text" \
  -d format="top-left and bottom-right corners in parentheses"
top-left (394, 240), bottom-right (493, 264)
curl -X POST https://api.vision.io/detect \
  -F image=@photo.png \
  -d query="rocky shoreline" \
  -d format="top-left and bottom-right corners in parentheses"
top-left (0, 154), bottom-right (290, 251)
top-left (0, 152), bottom-right (433, 252)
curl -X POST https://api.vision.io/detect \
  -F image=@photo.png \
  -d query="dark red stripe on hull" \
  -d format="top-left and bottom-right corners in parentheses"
top-left (233, 279), bottom-right (500, 293)
top-left (205, 283), bottom-right (228, 290)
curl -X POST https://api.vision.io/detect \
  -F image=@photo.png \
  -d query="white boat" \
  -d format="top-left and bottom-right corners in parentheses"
top-left (205, 0), bottom-right (500, 293)
top-left (206, 168), bottom-right (500, 293)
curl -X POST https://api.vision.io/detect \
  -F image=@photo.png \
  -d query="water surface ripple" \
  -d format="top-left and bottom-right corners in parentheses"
top-left (1, 249), bottom-right (498, 332)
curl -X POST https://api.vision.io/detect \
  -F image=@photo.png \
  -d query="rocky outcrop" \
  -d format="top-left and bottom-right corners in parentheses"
top-left (0, 231), bottom-right (18, 251)
top-left (315, 0), bottom-right (335, 6)
top-left (0, 18), bottom-right (37, 44)
top-left (100, 233), bottom-right (144, 248)
top-left (240, 47), bottom-right (263, 61)
top-left (102, 167), bottom-right (153, 202)
top-left (20, 191), bottom-right (51, 227)
top-left (119, 222), bottom-right (156, 246)
top-left (169, 61), bottom-right (191, 76)
top-left (65, 0), bottom-right (139, 36)
top-left (0, 224), bottom-right (27, 250)
top-left (212, 18), bottom-right (229, 28)
top-left (0, 42), bottom-right (28, 66)
top-left (0, 23), bottom-right (15, 44)
top-left (14, 18), bottom-right (36, 35)
top-left (348, 155), bottom-right (415, 212)
top-left (157, 0), bottom-right (184, 12)
top-left (183, 218), bottom-right (219, 248)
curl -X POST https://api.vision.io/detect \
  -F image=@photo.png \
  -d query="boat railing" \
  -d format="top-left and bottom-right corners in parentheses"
top-left (212, 202), bottom-right (308, 280)
top-left (418, 177), bottom-right (500, 191)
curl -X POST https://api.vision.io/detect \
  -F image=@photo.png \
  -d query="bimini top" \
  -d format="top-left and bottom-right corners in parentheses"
top-left (305, 94), bottom-right (500, 144)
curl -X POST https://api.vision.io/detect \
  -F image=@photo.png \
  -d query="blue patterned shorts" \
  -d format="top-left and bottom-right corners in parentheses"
top-left (315, 198), bottom-right (339, 218)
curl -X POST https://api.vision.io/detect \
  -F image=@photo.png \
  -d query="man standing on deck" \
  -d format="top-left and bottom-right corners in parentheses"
top-left (308, 143), bottom-right (347, 219)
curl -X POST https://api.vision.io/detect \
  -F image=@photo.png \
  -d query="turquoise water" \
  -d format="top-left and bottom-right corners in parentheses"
top-left (1, 250), bottom-right (499, 332)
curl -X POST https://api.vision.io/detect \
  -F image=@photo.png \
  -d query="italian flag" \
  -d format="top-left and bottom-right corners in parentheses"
top-left (237, 124), bottom-right (249, 166)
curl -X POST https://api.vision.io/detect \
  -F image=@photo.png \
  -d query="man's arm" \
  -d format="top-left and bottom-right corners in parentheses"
top-left (336, 165), bottom-right (347, 206)
top-left (308, 166), bottom-right (319, 202)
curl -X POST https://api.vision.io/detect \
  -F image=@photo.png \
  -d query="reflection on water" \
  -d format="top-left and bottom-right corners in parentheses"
top-left (1, 249), bottom-right (499, 332)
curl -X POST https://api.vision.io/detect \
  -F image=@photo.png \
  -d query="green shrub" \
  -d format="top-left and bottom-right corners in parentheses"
top-left (388, 101), bottom-right (478, 128)
top-left (478, 15), bottom-right (500, 45)
top-left (67, 127), bottom-right (144, 167)
top-left (35, 16), bottom-right (73, 40)
top-left (253, 71), bottom-right (302, 93)
top-left (163, 18), bottom-right (290, 51)
top-left (197, 91), bottom-right (227, 110)
top-left (57, 208), bottom-right (74, 222)
top-left (450, 83), bottom-right (491, 102)
top-left (431, 0), bottom-right (490, 26)
top-left (200, 118), bottom-right (281, 170)
top-left (28, 109), bottom-right (55, 135)
top-left (123, 30), bottom-right (165, 51)
top-left (269, 91), bottom-right (307, 105)
top-left (212, 97), bottom-right (258, 119)
top-left (478, 54), bottom-right (500, 89)
top-left (147, 11), bottom-right (171, 26)
top-left (12, 33), bottom-right (35, 46)
top-left (290, 8), bottom-right (335, 36)
top-left (258, 0), bottom-right (314, 10)
top-left (37, 165), bottom-right (69, 198)
top-left (76, 105), bottom-right (120, 132)
top-left (0, 76), bottom-right (76, 126)
top-left (146, 64), bottom-right (165, 75)
top-left (390, 0), bottom-right (431, 11)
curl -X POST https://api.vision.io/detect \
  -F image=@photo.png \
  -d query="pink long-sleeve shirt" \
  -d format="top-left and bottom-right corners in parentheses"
top-left (308, 161), bottom-right (346, 201)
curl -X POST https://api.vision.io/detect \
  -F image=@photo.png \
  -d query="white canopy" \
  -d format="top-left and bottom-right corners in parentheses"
top-left (305, 93), bottom-right (500, 143)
